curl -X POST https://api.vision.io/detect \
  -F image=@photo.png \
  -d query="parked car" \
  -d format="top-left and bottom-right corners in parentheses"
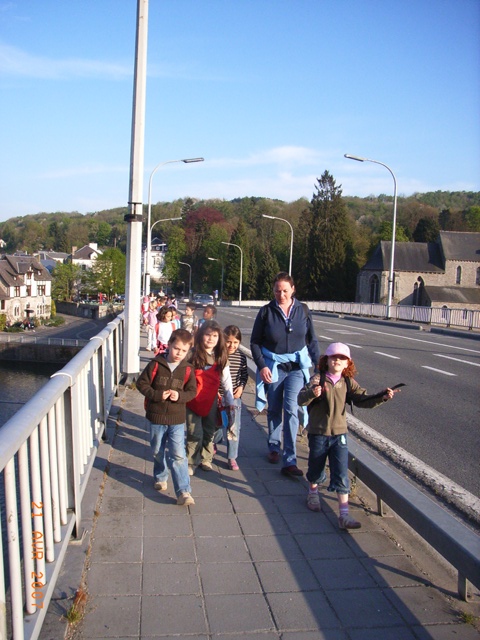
top-left (193, 293), bottom-right (215, 307)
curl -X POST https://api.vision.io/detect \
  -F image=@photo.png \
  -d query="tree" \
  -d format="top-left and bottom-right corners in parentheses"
top-left (463, 206), bottom-right (480, 232)
top-left (300, 171), bottom-right (356, 301)
top-left (163, 226), bottom-right (187, 284)
top-left (413, 217), bottom-right (440, 242)
top-left (52, 262), bottom-right (83, 301)
top-left (88, 248), bottom-right (126, 300)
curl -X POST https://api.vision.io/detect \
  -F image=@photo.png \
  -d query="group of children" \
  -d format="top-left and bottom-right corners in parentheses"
top-left (138, 300), bottom-right (399, 531)
top-left (137, 302), bottom-right (248, 507)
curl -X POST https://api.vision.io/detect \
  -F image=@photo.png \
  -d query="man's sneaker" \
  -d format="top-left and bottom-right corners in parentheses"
top-left (177, 492), bottom-right (195, 506)
top-left (307, 492), bottom-right (321, 512)
top-left (281, 465), bottom-right (304, 477)
top-left (268, 451), bottom-right (280, 464)
top-left (154, 481), bottom-right (168, 491)
top-left (200, 462), bottom-right (213, 472)
top-left (338, 514), bottom-right (361, 529)
top-left (188, 465), bottom-right (195, 476)
top-left (228, 458), bottom-right (239, 471)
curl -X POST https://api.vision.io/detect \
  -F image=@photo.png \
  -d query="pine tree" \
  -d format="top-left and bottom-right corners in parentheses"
top-left (304, 171), bottom-right (356, 301)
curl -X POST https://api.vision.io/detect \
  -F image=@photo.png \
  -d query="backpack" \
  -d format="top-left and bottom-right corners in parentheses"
top-left (318, 370), bottom-right (354, 414)
top-left (144, 361), bottom-right (192, 410)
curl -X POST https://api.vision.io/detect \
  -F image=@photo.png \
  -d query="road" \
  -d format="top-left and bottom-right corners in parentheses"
top-left (214, 306), bottom-right (480, 498)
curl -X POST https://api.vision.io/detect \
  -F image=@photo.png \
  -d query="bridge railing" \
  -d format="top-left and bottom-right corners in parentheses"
top-left (232, 300), bottom-right (480, 331)
top-left (0, 314), bottom-right (124, 640)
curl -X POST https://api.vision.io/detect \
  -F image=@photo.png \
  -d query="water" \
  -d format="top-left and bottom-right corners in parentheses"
top-left (0, 361), bottom-right (60, 428)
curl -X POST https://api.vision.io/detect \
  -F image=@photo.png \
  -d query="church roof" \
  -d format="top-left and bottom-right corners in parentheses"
top-left (439, 231), bottom-right (480, 262)
top-left (362, 241), bottom-right (444, 273)
top-left (425, 286), bottom-right (480, 305)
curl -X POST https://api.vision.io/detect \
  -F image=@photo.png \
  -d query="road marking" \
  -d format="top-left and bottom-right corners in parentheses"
top-left (433, 354), bottom-right (480, 367)
top-left (346, 343), bottom-right (363, 349)
top-left (375, 351), bottom-right (400, 359)
top-left (313, 318), bottom-right (480, 355)
top-left (422, 366), bottom-right (456, 376)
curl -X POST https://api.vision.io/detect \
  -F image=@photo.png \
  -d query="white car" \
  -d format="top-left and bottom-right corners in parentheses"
top-left (193, 294), bottom-right (215, 307)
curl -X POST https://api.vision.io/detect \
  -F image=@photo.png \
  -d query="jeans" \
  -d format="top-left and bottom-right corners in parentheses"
top-left (306, 433), bottom-right (350, 494)
top-left (150, 422), bottom-right (191, 496)
top-left (266, 367), bottom-right (304, 467)
top-left (213, 397), bottom-right (242, 460)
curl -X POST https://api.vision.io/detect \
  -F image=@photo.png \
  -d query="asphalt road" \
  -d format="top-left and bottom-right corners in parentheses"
top-left (213, 306), bottom-right (480, 498)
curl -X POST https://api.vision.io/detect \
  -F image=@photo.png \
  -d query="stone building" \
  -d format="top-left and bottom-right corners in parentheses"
top-left (0, 255), bottom-right (52, 323)
top-left (356, 231), bottom-right (480, 310)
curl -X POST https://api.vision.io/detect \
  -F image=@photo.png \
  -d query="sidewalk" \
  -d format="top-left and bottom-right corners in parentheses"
top-left (41, 343), bottom-right (480, 639)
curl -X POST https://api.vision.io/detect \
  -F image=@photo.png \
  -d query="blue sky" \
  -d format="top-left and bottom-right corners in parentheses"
top-left (1, 0), bottom-right (479, 222)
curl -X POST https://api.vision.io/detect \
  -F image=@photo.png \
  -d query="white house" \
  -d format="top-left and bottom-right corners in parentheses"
top-left (0, 255), bottom-right (52, 323)
top-left (70, 243), bottom-right (103, 271)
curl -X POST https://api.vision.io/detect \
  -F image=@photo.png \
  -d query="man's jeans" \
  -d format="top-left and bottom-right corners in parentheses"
top-left (266, 367), bottom-right (304, 467)
top-left (150, 422), bottom-right (191, 496)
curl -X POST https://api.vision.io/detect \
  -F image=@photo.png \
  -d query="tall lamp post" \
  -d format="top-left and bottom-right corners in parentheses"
top-left (145, 157), bottom-right (204, 295)
top-left (221, 241), bottom-right (243, 304)
top-left (344, 154), bottom-right (398, 318)
top-left (179, 262), bottom-right (192, 300)
top-left (207, 257), bottom-right (224, 302)
top-left (262, 214), bottom-right (294, 275)
top-left (144, 217), bottom-right (181, 295)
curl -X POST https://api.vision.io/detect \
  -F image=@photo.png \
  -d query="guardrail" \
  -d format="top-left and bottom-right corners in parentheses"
top-left (241, 346), bottom-right (480, 602)
top-left (0, 314), bottom-right (124, 640)
top-left (0, 334), bottom-right (88, 348)
top-left (230, 300), bottom-right (480, 331)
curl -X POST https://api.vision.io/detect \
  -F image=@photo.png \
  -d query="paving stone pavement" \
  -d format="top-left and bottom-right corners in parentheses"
top-left (40, 342), bottom-right (480, 640)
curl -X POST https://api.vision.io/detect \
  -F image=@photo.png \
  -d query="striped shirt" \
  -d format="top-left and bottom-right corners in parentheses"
top-left (228, 349), bottom-right (248, 392)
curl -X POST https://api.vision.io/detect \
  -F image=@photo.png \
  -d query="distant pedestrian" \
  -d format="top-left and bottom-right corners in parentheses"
top-left (154, 306), bottom-right (175, 355)
top-left (197, 303), bottom-right (217, 328)
top-left (137, 329), bottom-right (197, 506)
top-left (298, 342), bottom-right (399, 528)
top-left (181, 302), bottom-right (198, 335)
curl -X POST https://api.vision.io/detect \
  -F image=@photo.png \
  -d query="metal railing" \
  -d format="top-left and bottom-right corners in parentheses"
top-left (0, 314), bottom-right (124, 640)
top-left (234, 300), bottom-right (480, 331)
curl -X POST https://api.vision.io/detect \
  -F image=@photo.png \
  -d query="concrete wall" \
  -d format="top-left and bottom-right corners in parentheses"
top-left (0, 342), bottom-right (82, 364)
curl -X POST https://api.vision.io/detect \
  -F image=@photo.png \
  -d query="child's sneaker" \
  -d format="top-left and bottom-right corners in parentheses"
top-left (307, 492), bottom-right (321, 512)
top-left (188, 465), bottom-right (195, 476)
top-left (154, 481), bottom-right (168, 491)
top-left (177, 492), bottom-right (195, 506)
top-left (338, 514), bottom-right (361, 529)
top-left (228, 459), bottom-right (239, 471)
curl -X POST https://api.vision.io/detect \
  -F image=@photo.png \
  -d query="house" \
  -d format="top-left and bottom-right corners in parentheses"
top-left (70, 243), bottom-right (103, 271)
top-left (356, 231), bottom-right (480, 310)
top-left (143, 236), bottom-right (167, 282)
top-left (0, 255), bottom-right (52, 323)
top-left (35, 250), bottom-right (69, 273)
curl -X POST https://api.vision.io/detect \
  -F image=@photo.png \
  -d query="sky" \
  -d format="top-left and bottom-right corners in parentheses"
top-left (0, 0), bottom-right (479, 222)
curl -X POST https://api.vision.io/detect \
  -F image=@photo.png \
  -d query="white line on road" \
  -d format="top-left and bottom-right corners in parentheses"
top-left (374, 351), bottom-right (400, 359)
top-left (421, 366), bottom-right (457, 376)
top-left (346, 343), bottom-right (363, 349)
top-left (433, 354), bottom-right (480, 367)
top-left (313, 318), bottom-right (480, 355)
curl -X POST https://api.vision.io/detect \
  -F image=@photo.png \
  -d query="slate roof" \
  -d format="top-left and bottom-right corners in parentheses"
top-left (72, 245), bottom-right (101, 260)
top-left (439, 231), bottom-right (480, 262)
top-left (362, 241), bottom-right (444, 273)
top-left (425, 286), bottom-right (480, 305)
top-left (0, 255), bottom-right (52, 287)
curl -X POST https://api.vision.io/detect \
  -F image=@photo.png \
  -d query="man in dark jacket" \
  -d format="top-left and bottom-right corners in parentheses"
top-left (137, 329), bottom-right (197, 505)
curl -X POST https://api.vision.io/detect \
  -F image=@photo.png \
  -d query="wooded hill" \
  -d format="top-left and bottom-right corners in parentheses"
top-left (1, 178), bottom-right (479, 301)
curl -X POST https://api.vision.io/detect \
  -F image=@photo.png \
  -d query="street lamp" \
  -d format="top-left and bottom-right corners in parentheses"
top-left (262, 214), bottom-right (294, 276)
top-left (179, 262), bottom-right (192, 300)
top-left (344, 153), bottom-right (398, 318)
top-left (221, 241), bottom-right (243, 304)
top-left (144, 217), bottom-right (182, 294)
top-left (145, 157), bottom-right (204, 295)
top-left (207, 257), bottom-right (224, 302)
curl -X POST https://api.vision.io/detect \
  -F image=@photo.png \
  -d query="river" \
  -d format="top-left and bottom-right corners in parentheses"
top-left (0, 361), bottom-right (60, 428)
